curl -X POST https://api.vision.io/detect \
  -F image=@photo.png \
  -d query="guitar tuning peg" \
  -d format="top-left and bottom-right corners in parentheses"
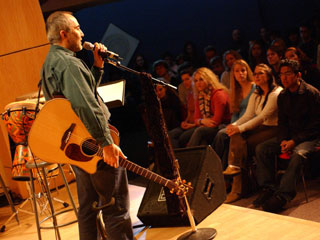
top-left (170, 189), bottom-right (174, 194)
top-left (182, 180), bottom-right (186, 183)
top-left (188, 182), bottom-right (191, 186)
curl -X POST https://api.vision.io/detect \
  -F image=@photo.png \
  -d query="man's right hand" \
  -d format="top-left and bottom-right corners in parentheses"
top-left (102, 144), bottom-right (126, 168)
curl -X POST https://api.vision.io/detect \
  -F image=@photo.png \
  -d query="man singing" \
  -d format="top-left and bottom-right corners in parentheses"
top-left (41, 11), bottom-right (133, 240)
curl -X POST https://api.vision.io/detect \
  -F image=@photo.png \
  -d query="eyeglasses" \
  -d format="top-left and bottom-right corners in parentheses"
top-left (279, 71), bottom-right (295, 77)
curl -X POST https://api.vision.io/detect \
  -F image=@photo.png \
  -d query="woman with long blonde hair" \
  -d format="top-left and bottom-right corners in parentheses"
top-left (213, 59), bottom-right (255, 169)
top-left (186, 67), bottom-right (231, 146)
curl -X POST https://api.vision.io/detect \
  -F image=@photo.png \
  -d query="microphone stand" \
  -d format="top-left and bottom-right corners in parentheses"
top-left (106, 57), bottom-right (216, 239)
top-left (105, 58), bottom-right (177, 90)
top-left (173, 159), bottom-right (217, 240)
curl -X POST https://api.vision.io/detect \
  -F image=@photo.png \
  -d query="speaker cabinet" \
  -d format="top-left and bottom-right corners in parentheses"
top-left (137, 145), bottom-right (226, 227)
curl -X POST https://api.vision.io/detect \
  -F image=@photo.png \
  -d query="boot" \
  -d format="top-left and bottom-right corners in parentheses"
top-left (225, 174), bottom-right (242, 203)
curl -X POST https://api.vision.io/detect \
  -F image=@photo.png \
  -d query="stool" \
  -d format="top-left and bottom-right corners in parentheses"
top-left (26, 159), bottom-right (78, 240)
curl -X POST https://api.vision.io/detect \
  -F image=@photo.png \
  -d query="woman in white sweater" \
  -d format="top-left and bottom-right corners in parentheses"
top-left (223, 63), bottom-right (283, 203)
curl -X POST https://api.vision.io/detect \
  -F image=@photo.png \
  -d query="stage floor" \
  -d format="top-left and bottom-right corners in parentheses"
top-left (1, 183), bottom-right (320, 240)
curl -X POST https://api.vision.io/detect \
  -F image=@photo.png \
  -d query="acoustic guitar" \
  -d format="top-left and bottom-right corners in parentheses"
top-left (28, 98), bottom-right (192, 196)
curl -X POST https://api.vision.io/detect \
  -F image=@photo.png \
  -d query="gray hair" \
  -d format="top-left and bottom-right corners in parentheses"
top-left (46, 11), bottom-right (73, 44)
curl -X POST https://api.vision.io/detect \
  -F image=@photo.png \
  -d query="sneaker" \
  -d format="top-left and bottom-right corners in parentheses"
top-left (223, 166), bottom-right (241, 176)
top-left (252, 188), bottom-right (274, 208)
top-left (262, 194), bottom-right (287, 213)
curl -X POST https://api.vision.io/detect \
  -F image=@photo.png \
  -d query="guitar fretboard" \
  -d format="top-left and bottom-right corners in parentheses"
top-left (97, 149), bottom-right (174, 189)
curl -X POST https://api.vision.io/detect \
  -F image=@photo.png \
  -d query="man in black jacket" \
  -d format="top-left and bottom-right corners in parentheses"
top-left (252, 59), bottom-right (320, 213)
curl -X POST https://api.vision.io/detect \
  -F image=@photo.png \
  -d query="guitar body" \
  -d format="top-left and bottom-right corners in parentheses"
top-left (28, 98), bottom-right (102, 174)
top-left (29, 98), bottom-right (192, 196)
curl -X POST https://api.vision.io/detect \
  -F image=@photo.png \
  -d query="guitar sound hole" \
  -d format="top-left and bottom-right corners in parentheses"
top-left (82, 139), bottom-right (98, 156)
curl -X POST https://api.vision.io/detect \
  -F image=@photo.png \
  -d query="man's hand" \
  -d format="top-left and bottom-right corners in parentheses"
top-left (280, 140), bottom-right (295, 153)
top-left (102, 144), bottom-right (126, 168)
top-left (93, 42), bottom-right (107, 69)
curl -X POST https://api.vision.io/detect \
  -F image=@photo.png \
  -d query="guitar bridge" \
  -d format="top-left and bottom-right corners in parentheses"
top-left (60, 123), bottom-right (76, 150)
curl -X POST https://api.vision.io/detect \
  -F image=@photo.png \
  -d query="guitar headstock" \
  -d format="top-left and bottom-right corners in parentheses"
top-left (168, 178), bottom-right (193, 197)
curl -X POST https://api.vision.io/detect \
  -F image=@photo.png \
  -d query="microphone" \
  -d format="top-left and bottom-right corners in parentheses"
top-left (82, 41), bottom-right (123, 61)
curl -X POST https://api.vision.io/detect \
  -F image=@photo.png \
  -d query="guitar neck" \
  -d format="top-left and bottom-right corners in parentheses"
top-left (97, 148), bottom-right (174, 189)
top-left (120, 158), bottom-right (173, 187)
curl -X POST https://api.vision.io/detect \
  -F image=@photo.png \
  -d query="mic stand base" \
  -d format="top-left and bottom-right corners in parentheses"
top-left (177, 228), bottom-right (217, 240)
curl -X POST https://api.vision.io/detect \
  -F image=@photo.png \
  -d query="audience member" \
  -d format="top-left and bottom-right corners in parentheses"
top-left (153, 59), bottom-right (180, 87)
top-left (248, 40), bottom-right (267, 70)
top-left (155, 83), bottom-right (184, 131)
top-left (271, 38), bottom-right (287, 55)
top-left (213, 59), bottom-right (255, 169)
top-left (162, 51), bottom-right (178, 77)
top-left (285, 47), bottom-right (320, 89)
top-left (169, 70), bottom-right (195, 148)
top-left (286, 28), bottom-right (301, 48)
top-left (223, 64), bottom-right (282, 203)
top-left (253, 59), bottom-right (320, 213)
top-left (210, 56), bottom-right (225, 79)
top-left (183, 41), bottom-right (199, 68)
top-left (186, 67), bottom-right (231, 147)
top-left (230, 29), bottom-right (248, 60)
top-left (178, 69), bottom-right (193, 108)
top-left (267, 45), bottom-right (283, 85)
top-left (299, 23), bottom-right (318, 64)
top-left (259, 27), bottom-right (271, 49)
top-left (201, 45), bottom-right (217, 67)
top-left (221, 50), bottom-right (242, 89)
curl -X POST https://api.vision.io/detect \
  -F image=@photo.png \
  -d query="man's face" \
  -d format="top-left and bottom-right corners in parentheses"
top-left (280, 66), bottom-right (299, 91)
top-left (65, 15), bottom-right (84, 52)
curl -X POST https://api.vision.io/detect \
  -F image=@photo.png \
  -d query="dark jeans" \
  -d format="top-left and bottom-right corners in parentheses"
top-left (212, 127), bottom-right (229, 170)
top-left (188, 126), bottom-right (220, 147)
top-left (168, 126), bottom-right (196, 148)
top-left (255, 137), bottom-right (320, 200)
top-left (73, 162), bottom-right (133, 240)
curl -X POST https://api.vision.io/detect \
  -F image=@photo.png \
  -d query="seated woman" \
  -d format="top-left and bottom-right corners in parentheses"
top-left (155, 83), bottom-right (184, 131)
top-left (212, 59), bottom-right (255, 170)
top-left (223, 64), bottom-right (282, 203)
top-left (187, 67), bottom-right (231, 147)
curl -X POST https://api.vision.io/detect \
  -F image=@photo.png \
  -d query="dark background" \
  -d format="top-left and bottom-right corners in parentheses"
top-left (74, 0), bottom-right (320, 64)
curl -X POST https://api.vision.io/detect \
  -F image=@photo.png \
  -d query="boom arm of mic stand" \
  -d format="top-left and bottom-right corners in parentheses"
top-left (105, 59), bottom-right (177, 90)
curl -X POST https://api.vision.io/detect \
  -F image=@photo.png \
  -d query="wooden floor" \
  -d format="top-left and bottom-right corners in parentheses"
top-left (1, 182), bottom-right (320, 240)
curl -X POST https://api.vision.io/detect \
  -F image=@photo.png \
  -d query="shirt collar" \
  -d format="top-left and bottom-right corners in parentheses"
top-left (50, 44), bottom-right (76, 57)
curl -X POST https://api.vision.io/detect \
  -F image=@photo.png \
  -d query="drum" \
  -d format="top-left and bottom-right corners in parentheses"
top-left (2, 100), bottom-right (41, 180)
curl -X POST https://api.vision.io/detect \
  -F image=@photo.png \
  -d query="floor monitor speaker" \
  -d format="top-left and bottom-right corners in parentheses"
top-left (137, 145), bottom-right (226, 227)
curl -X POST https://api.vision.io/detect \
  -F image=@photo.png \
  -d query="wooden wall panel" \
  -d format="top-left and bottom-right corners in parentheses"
top-left (0, 0), bottom-right (50, 197)
top-left (0, 0), bottom-right (48, 56)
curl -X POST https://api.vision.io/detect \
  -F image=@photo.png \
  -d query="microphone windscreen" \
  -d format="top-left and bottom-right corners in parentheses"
top-left (83, 41), bottom-right (94, 51)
